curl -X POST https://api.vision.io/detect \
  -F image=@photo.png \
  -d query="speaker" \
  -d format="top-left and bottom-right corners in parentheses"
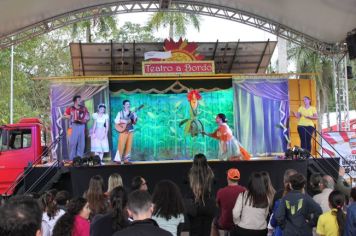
top-left (346, 33), bottom-right (356, 60)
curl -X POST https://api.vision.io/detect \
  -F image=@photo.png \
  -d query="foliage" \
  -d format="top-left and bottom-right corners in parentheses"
top-left (115, 22), bottom-right (160, 42)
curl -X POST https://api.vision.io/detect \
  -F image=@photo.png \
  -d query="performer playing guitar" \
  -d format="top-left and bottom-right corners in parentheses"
top-left (114, 100), bottom-right (139, 163)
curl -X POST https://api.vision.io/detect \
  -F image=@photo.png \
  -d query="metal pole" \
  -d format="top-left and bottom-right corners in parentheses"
top-left (10, 38), bottom-right (14, 124)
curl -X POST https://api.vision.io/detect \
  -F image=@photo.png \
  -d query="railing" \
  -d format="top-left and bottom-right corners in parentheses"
top-left (3, 133), bottom-right (64, 197)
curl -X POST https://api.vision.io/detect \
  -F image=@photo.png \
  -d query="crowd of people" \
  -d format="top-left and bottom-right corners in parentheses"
top-left (0, 153), bottom-right (356, 236)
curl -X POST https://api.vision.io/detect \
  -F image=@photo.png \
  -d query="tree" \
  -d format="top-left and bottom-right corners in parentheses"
top-left (147, 11), bottom-right (201, 39)
top-left (116, 22), bottom-right (160, 42)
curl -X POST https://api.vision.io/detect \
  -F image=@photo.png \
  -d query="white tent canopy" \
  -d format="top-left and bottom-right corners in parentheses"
top-left (0, 0), bottom-right (355, 49)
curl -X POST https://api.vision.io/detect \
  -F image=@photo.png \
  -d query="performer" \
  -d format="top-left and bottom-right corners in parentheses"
top-left (293, 96), bottom-right (318, 152)
top-left (64, 95), bottom-right (89, 160)
top-left (114, 100), bottom-right (137, 163)
top-left (203, 113), bottom-right (251, 161)
top-left (90, 104), bottom-right (109, 164)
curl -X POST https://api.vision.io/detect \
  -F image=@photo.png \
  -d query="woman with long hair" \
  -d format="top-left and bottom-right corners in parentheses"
top-left (232, 172), bottom-right (270, 236)
top-left (90, 104), bottom-right (109, 164)
top-left (152, 180), bottom-right (185, 236)
top-left (40, 191), bottom-right (66, 236)
top-left (186, 153), bottom-right (217, 236)
top-left (317, 190), bottom-right (346, 236)
top-left (260, 171), bottom-right (276, 206)
top-left (53, 197), bottom-right (90, 236)
top-left (203, 113), bottom-right (250, 161)
top-left (91, 186), bottom-right (129, 236)
top-left (85, 175), bottom-right (108, 217)
top-left (105, 173), bottom-right (123, 196)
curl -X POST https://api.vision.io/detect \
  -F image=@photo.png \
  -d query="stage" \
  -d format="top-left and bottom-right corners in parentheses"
top-left (24, 159), bottom-right (339, 197)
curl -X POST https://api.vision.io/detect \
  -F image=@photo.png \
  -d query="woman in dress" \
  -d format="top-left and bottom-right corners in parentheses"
top-left (91, 104), bottom-right (109, 164)
top-left (203, 113), bottom-right (250, 161)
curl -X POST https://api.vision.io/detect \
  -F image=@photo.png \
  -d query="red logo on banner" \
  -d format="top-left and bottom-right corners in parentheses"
top-left (142, 61), bottom-right (215, 75)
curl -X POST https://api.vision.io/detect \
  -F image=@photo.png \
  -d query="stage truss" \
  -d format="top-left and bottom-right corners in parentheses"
top-left (0, 0), bottom-right (344, 54)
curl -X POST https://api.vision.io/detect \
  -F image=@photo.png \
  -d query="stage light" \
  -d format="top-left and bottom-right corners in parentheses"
top-left (72, 156), bottom-right (82, 167)
top-left (81, 157), bottom-right (90, 166)
top-left (92, 155), bottom-right (101, 166)
top-left (285, 146), bottom-right (310, 160)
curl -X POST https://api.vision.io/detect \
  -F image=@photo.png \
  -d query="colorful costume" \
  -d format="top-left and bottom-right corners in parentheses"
top-left (91, 113), bottom-right (109, 154)
top-left (114, 110), bottom-right (136, 162)
top-left (210, 123), bottom-right (251, 160)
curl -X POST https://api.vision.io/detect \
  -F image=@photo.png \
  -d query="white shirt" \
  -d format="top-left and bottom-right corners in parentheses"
top-left (313, 188), bottom-right (333, 213)
top-left (152, 214), bottom-right (184, 236)
top-left (41, 209), bottom-right (65, 236)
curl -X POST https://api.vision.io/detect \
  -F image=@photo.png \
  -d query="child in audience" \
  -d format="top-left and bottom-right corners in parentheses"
top-left (40, 191), bottom-right (65, 236)
top-left (316, 190), bottom-right (346, 236)
top-left (84, 175), bottom-right (108, 218)
top-left (105, 173), bottom-right (123, 196)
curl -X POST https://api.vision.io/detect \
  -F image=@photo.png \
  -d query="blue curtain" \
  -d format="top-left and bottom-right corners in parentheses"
top-left (233, 78), bottom-right (289, 156)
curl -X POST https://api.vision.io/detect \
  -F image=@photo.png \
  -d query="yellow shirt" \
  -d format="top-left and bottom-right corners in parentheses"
top-left (316, 209), bottom-right (340, 236)
top-left (298, 106), bottom-right (316, 127)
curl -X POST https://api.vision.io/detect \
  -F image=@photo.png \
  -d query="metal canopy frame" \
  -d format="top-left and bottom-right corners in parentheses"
top-left (0, 0), bottom-right (343, 54)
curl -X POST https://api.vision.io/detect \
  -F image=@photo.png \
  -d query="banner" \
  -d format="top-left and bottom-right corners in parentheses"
top-left (144, 51), bottom-right (172, 60)
top-left (321, 131), bottom-right (356, 179)
top-left (142, 61), bottom-right (215, 76)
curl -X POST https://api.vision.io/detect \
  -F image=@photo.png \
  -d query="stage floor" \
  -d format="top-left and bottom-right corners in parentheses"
top-left (25, 159), bottom-right (339, 197)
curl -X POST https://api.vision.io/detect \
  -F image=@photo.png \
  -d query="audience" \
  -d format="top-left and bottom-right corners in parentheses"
top-left (113, 190), bottom-right (172, 236)
top-left (131, 176), bottom-right (148, 192)
top-left (275, 173), bottom-right (322, 236)
top-left (308, 173), bottom-right (323, 197)
top-left (316, 190), bottom-right (346, 236)
top-left (313, 175), bottom-right (335, 213)
top-left (261, 171), bottom-right (276, 207)
top-left (55, 190), bottom-right (71, 211)
top-left (0, 195), bottom-right (42, 236)
top-left (106, 173), bottom-right (124, 196)
top-left (344, 187), bottom-right (356, 236)
top-left (214, 168), bottom-right (245, 234)
top-left (186, 153), bottom-right (217, 236)
top-left (53, 197), bottom-right (91, 236)
top-left (232, 171), bottom-right (271, 236)
top-left (152, 180), bottom-right (185, 236)
top-left (40, 191), bottom-right (66, 236)
top-left (335, 167), bottom-right (352, 198)
top-left (90, 186), bottom-right (129, 236)
top-left (84, 175), bottom-right (108, 218)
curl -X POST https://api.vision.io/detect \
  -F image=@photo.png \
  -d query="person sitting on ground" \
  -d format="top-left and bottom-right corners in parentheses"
top-left (131, 176), bottom-right (148, 192)
top-left (53, 197), bottom-right (91, 236)
top-left (55, 190), bottom-right (71, 211)
top-left (213, 168), bottom-right (245, 234)
top-left (105, 173), bottom-right (124, 196)
top-left (113, 190), bottom-right (172, 236)
top-left (275, 173), bottom-right (322, 236)
top-left (232, 171), bottom-right (271, 236)
top-left (344, 187), bottom-right (356, 236)
top-left (313, 175), bottom-right (335, 213)
top-left (0, 195), bottom-right (42, 236)
top-left (40, 191), bottom-right (66, 236)
top-left (152, 180), bottom-right (185, 236)
top-left (316, 190), bottom-right (346, 236)
top-left (185, 153), bottom-right (217, 236)
top-left (90, 186), bottom-right (129, 236)
top-left (84, 175), bottom-right (108, 218)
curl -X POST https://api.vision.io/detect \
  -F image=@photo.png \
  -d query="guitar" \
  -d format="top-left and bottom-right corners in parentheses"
top-left (115, 105), bottom-right (144, 133)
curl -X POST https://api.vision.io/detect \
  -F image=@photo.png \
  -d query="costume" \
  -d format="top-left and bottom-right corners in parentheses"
top-left (316, 209), bottom-right (340, 236)
top-left (90, 113), bottom-right (109, 155)
top-left (64, 105), bottom-right (89, 160)
top-left (114, 110), bottom-right (136, 162)
top-left (210, 123), bottom-right (251, 160)
top-left (297, 106), bottom-right (316, 152)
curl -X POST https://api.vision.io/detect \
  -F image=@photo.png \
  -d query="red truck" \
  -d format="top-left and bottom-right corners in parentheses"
top-left (0, 118), bottom-right (48, 195)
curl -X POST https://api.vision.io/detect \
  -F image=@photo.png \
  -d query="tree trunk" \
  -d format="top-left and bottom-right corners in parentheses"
top-left (86, 24), bottom-right (92, 43)
top-left (169, 21), bottom-right (174, 39)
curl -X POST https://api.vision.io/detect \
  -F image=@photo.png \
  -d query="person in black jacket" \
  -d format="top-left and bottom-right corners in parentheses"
top-left (275, 173), bottom-right (322, 236)
top-left (113, 190), bottom-right (172, 236)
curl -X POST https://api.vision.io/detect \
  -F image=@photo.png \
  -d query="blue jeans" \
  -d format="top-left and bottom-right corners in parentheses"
top-left (297, 125), bottom-right (315, 152)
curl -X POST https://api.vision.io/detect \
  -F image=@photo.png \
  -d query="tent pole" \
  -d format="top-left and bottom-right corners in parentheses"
top-left (10, 37), bottom-right (14, 124)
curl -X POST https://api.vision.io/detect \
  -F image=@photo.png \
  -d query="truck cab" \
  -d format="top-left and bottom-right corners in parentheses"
top-left (0, 118), bottom-right (47, 195)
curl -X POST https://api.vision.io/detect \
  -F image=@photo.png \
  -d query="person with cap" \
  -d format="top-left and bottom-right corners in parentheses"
top-left (91, 103), bottom-right (109, 164)
top-left (213, 168), bottom-right (246, 234)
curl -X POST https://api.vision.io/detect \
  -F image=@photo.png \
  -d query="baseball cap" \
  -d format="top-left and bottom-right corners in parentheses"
top-left (227, 168), bottom-right (240, 180)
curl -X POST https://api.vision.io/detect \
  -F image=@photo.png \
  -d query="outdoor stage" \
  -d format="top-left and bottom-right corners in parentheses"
top-left (24, 159), bottom-right (339, 197)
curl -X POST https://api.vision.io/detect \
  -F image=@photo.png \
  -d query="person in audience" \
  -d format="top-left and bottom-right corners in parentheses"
top-left (214, 168), bottom-right (246, 234)
top-left (313, 175), bottom-right (335, 213)
top-left (113, 190), bottom-right (172, 236)
top-left (261, 171), bottom-right (276, 207)
top-left (186, 153), bottom-right (217, 236)
top-left (335, 167), bottom-right (351, 198)
top-left (90, 186), bottom-right (129, 236)
top-left (131, 176), bottom-right (148, 192)
top-left (308, 173), bottom-right (323, 197)
top-left (232, 171), bottom-right (270, 236)
top-left (344, 187), bottom-right (356, 236)
top-left (53, 197), bottom-right (90, 236)
top-left (106, 173), bottom-right (124, 196)
top-left (316, 190), bottom-right (346, 236)
top-left (275, 173), bottom-right (322, 236)
top-left (152, 180), bottom-right (185, 236)
top-left (55, 190), bottom-right (71, 211)
top-left (272, 169), bottom-right (298, 208)
top-left (40, 191), bottom-right (66, 236)
top-left (0, 195), bottom-right (42, 236)
top-left (84, 175), bottom-right (108, 218)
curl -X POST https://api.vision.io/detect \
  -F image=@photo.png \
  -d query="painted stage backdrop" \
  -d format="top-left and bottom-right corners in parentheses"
top-left (110, 89), bottom-right (234, 161)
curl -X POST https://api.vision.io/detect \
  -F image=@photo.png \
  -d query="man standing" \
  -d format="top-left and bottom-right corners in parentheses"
top-left (313, 175), bottom-right (335, 213)
top-left (114, 100), bottom-right (137, 163)
top-left (64, 95), bottom-right (89, 160)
